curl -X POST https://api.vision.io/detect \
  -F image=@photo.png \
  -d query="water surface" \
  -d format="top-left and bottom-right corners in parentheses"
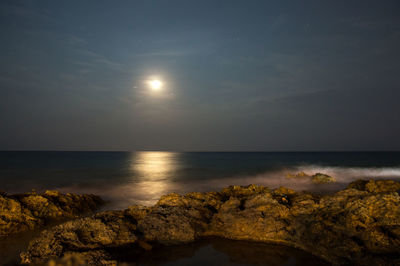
top-left (1, 151), bottom-right (400, 209)
top-left (1, 151), bottom-right (399, 264)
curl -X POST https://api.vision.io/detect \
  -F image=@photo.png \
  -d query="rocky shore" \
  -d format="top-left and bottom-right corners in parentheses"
top-left (286, 172), bottom-right (337, 183)
top-left (0, 190), bottom-right (104, 237)
top-left (17, 179), bottom-right (400, 265)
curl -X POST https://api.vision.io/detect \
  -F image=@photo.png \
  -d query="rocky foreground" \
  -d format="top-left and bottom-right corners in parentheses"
top-left (0, 190), bottom-right (104, 237)
top-left (19, 180), bottom-right (400, 265)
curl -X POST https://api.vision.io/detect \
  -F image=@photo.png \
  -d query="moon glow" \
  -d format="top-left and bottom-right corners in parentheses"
top-left (148, 80), bottom-right (163, 91)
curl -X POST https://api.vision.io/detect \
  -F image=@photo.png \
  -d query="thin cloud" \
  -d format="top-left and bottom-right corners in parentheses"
top-left (133, 49), bottom-right (194, 57)
top-left (73, 49), bottom-right (129, 72)
top-left (68, 35), bottom-right (87, 46)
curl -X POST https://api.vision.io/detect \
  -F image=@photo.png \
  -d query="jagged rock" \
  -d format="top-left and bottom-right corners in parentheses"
top-left (0, 190), bottom-right (103, 237)
top-left (286, 172), bottom-right (336, 184)
top-left (347, 179), bottom-right (400, 193)
top-left (286, 171), bottom-right (309, 178)
top-left (20, 180), bottom-right (400, 265)
top-left (311, 173), bottom-right (336, 184)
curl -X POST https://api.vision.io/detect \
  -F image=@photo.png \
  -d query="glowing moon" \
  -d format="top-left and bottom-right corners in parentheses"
top-left (148, 80), bottom-right (163, 91)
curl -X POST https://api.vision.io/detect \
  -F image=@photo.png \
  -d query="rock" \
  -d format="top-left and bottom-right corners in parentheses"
top-left (20, 181), bottom-right (400, 265)
top-left (45, 253), bottom-right (87, 266)
top-left (0, 190), bottom-right (103, 237)
top-left (311, 173), bottom-right (336, 184)
top-left (347, 179), bottom-right (400, 193)
top-left (44, 251), bottom-right (117, 266)
top-left (286, 172), bottom-right (337, 184)
top-left (286, 171), bottom-right (309, 178)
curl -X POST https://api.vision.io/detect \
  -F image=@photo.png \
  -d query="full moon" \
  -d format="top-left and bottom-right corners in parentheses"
top-left (148, 80), bottom-right (163, 91)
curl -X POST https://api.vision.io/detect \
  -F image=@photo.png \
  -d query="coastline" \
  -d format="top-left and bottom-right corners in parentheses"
top-left (0, 190), bottom-right (104, 265)
top-left (1, 179), bottom-right (398, 265)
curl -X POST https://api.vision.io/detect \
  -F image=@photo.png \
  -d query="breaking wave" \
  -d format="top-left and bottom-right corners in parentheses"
top-left (56, 165), bottom-right (400, 210)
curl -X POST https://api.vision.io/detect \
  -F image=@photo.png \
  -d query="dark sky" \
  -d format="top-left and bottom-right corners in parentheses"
top-left (1, 0), bottom-right (400, 151)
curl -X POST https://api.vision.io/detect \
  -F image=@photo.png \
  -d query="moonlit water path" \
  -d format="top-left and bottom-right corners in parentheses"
top-left (1, 151), bottom-right (400, 209)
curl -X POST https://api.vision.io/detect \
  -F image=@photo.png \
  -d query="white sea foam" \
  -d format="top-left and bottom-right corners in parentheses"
top-left (56, 165), bottom-right (400, 210)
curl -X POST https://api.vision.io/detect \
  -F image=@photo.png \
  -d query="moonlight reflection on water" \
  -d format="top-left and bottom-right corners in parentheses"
top-left (40, 151), bottom-right (400, 210)
top-left (128, 151), bottom-right (181, 206)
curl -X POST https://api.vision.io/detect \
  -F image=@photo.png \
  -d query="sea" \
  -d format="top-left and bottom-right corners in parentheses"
top-left (1, 151), bottom-right (399, 265)
top-left (1, 151), bottom-right (400, 209)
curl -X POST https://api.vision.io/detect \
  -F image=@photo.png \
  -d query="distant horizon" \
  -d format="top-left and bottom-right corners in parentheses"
top-left (1, 150), bottom-right (400, 153)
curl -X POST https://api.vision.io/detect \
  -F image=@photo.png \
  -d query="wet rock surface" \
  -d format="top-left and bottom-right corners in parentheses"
top-left (0, 190), bottom-right (104, 237)
top-left (286, 172), bottom-right (337, 184)
top-left (21, 180), bottom-right (400, 265)
top-left (311, 173), bottom-right (336, 184)
top-left (286, 171), bottom-right (310, 178)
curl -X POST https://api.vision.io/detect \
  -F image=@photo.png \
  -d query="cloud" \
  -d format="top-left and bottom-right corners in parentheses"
top-left (73, 49), bottom-right (129, 72)
top-left (0, 1), bottom-right (52, 22)
top-left (133, 49), bottom-right (195, 57)
top-left (68, 35), bottom-right (87, 46)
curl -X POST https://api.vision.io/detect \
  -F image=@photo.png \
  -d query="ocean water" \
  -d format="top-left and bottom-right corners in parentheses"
top-left (1, 151), bottom-right (400, 209)
top-left (1, 151), bottom-right (399, 265)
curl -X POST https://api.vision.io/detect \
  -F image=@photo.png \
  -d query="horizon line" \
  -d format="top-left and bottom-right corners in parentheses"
top-left (1, 150), bottom-right (399, 153)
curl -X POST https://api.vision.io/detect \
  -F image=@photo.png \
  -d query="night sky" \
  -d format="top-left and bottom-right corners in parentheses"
top-left (1, 1), bottom-right (400, 151)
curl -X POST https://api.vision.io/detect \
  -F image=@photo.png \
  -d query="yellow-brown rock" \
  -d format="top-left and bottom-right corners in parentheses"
top-left (286, 172), bottom-right (337, 184)
top-left (0, 191), bottom-right (103, 237)
top-left (311, 173), bottom-right (336, 183)
top-left (286, 171), bottom-right (309, 178)
top-left (20, 180), bottom-right (400, 265)
top-left (347, 179), bottom-right (400, 193)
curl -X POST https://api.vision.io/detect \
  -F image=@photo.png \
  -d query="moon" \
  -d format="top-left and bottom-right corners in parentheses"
top-left (148, 80), bottom-right (163, 91)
